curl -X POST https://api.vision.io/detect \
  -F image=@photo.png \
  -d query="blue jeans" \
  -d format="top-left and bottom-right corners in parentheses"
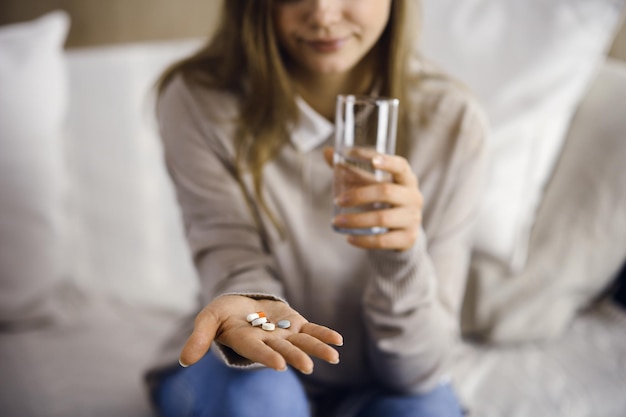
top-left (153, 352), bottom-right (464, 417)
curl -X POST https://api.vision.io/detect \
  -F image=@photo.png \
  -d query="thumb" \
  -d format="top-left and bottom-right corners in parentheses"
top-left (179, 310), bottom-right (219, 367)
top-left (323, 147), bottom-right (335, 167)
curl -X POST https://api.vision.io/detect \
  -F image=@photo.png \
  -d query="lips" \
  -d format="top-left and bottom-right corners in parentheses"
top-left (303, 36), bottom-right (350, 53)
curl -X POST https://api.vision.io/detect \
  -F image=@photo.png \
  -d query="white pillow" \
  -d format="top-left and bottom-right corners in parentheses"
top-left (0, 11), bottom-right (70, 324)
top-left (463, 58), bottom-right (626, 342)
top-left (63, 40), bottom-right (202, 313)
top-left (421, 0), bottom-right (625, 272)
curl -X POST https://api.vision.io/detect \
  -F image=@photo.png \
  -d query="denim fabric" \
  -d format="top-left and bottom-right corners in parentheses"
top-left (154, 352), bottom-right (464, 417)
top-left (155, 352), bottom-right (310, 417)
top-left (355, 384), bottom-right (464, 417)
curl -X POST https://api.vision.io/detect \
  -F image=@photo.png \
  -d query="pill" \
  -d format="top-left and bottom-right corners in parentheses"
top-left (251, 317), bottom-right (268, 327)
top-left (246, 312), bottom-right (267, 322)
top-left (277, 320), bottom-right (291, 329)
top-left (262, 322), bottom-right (276, 331)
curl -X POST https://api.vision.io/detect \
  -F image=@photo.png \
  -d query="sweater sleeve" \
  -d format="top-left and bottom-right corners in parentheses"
top-left (157, 77), bottom-right (285, 307)
top-left (362, 91), bottom-right (487, 394)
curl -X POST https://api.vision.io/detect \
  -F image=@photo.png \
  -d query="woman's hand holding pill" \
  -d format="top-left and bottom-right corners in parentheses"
top-left (178, 295), bottom-right (343, 375)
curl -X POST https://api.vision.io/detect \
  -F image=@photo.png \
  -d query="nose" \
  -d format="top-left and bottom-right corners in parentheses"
top-left (308, 0), bottom-right (342, 29)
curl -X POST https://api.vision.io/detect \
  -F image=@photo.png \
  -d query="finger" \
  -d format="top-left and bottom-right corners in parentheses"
top-left (301, 322), bottom-right (344, 346)
top-left (179, 310), bottom-right (220, 367)
top-left (335, 182), bottom-right (422, 208)
top-left (266, 338), bottom-right (314, 374)
top-left (347, 228), bottom-right (420, 251)
top-left (333, 207), bottom-right (421, 231)
top-left (323, 147), bottom-right (334, 167)
top-left (233, 335), bottom-right (287, 371)
top-left (372, 154), bottom-right (418, 187)
top-left (287, 333), bottom-right (340, 365)
top-left (349, 227), bottom-right (420, 250)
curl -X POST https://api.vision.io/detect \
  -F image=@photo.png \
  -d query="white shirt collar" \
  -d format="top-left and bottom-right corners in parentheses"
top-left (289, 96), bottom-right (334, 153)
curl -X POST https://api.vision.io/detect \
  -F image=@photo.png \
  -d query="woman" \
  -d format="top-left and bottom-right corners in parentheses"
top-left (147, 1), bottom-right (487, 416)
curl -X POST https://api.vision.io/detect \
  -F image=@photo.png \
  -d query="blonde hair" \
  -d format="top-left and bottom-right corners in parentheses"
top-left (158, 0), bottom-right (422, 231)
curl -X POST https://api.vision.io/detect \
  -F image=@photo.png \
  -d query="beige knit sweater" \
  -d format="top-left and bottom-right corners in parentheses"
top-left (147, 71), bottom-right (487, 396)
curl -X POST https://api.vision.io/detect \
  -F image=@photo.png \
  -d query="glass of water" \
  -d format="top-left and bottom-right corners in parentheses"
top-left (332, 94), bottom-right (399, 235)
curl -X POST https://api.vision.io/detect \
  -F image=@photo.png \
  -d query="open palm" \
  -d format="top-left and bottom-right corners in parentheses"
top-left (179, 295), bottom-right (343, 375)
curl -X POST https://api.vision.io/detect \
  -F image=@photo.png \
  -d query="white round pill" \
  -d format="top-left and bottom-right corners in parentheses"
top-left (251, 317), bottom-right (268, 327)
top-left (246, 313), bottom-right (260, 322)
top-left (262, 322), bottom-right (276, 331)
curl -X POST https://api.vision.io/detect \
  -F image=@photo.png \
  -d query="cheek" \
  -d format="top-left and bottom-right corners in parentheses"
top-left (272, 10), bottom-right (296, 49)
top-left (273, 0), bottom-right (307, 29)
top-left (355, 1), bottom-right (392, 35)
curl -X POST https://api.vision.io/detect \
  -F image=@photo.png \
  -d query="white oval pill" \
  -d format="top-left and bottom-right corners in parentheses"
top-left (277, 320), bottom-right (291, 329)
top-left (246, 313), bottom-right (260, 322)
top-left (262, 322), bottom-right (275, 331)
top-left (251, 317), bottom-right (268, 327)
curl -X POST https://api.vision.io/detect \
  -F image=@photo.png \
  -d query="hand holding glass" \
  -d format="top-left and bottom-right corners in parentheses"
top-left (332, 95), bottom-right (399, 235)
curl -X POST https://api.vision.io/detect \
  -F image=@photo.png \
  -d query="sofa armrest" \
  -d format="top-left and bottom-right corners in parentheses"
top-left (571, 57), bottom-right (626, 140)
top-left (463, 57), bottom-right (626, 343)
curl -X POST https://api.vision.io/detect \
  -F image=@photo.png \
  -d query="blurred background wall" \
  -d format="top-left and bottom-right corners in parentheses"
top-left (0, 0), bottom-right (220, 47)
top-left (0, 0), bottom-right (624, 58)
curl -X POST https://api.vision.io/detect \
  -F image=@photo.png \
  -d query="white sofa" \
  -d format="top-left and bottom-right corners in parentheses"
top-left (451, 56), bottom-right (626, 416)
top-left (1, 5), bottom-right (626, 417)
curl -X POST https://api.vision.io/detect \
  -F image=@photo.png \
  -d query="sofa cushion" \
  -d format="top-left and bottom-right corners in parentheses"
top-left (421, 0), bottom-right (626, 272)
top-left (451, 300), bottom-right (626, 417)
top-left (0, 11), bottom-right (69, 326)
top-left (62, 39), bottom-right (202, 312)
top-left (0, 290), bottom-right (185, 417)
top-left (462, 58), bottom-right (626, 342)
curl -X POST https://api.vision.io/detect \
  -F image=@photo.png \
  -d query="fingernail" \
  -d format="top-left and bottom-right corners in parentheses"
top-left (334, 195), bottom-right (348, 205)
top-left (329, 358), bottom-right (340, 365)
top-left (301, 368), bottom-right (313, 375)
top-left (179, 358), bottom-right (189, 368)
top-left (372, 155), bottom-right (384, 166)
top-left (333, 216), bottom-right (347, 226)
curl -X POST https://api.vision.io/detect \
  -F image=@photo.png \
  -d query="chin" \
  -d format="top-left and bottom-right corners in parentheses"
top-left (309, 61), bottom-right (358, 76)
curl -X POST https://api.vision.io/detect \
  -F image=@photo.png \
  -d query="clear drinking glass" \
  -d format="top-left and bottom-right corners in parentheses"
top-left (332, 94), bottom-right (399, 235)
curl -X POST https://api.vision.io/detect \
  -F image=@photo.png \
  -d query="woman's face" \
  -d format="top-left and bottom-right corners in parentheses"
top-left (273, 0), bottom-right (392, 77)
